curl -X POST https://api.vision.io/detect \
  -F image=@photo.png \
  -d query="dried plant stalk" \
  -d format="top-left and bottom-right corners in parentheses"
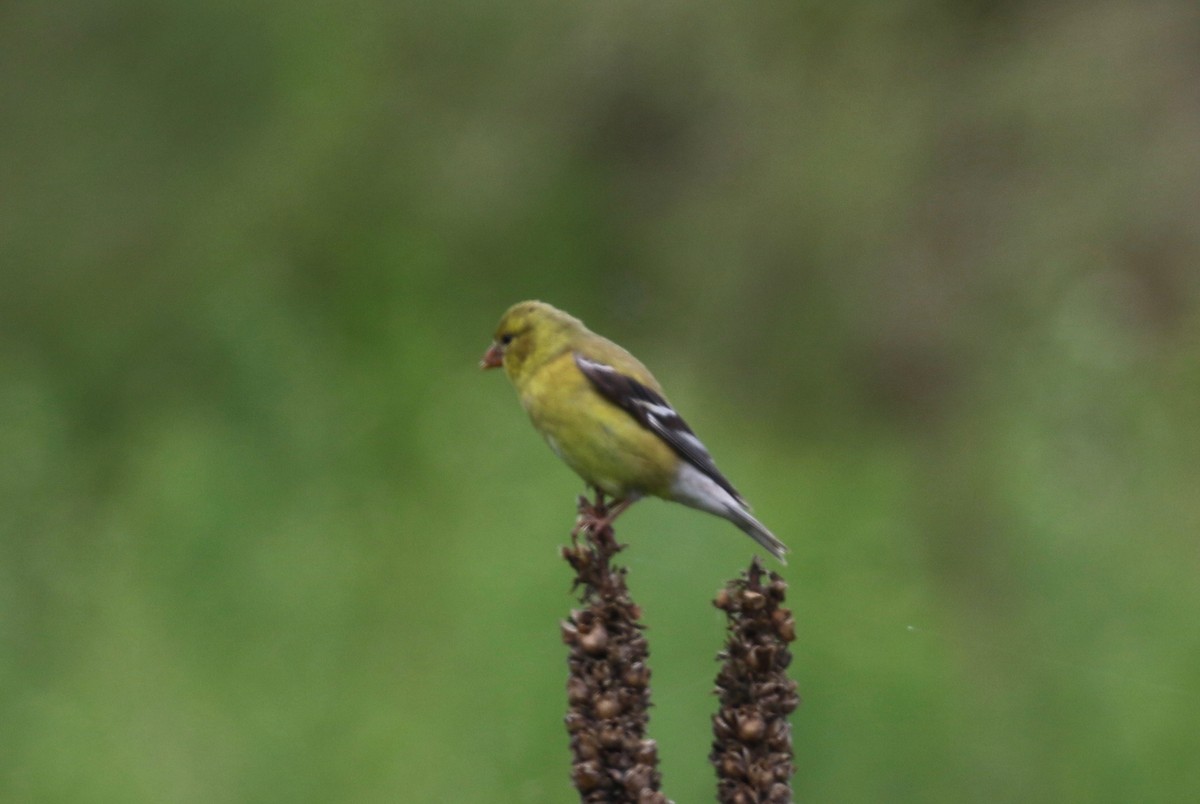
top-left (711, 558), bottom-right (800, 803)
top-left (560, 494), bottom-right (671, 804)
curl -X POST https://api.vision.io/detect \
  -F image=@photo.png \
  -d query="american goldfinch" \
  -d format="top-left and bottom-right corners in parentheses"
top-left (481, 300), bottom-right (788, 562)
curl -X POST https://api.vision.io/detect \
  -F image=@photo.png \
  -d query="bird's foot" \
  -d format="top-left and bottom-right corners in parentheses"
top-left (570, 493), bottom-right (602, 543)
top-left (573, 492), bottom-right (633, 554)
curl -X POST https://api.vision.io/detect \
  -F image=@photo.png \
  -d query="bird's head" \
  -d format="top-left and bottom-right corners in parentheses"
top-left (480, 300), bottom-right (583, 380)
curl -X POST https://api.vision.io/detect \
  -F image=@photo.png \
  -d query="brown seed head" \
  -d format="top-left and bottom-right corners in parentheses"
top-left (572, 761), bottom-right (603, 792)
top-left (579, 622), bottom-right (609, 655)
top-left (742, 590), bottom-right (765, 611)
top-left (737, 714), bottom-right (766, 743)
top-left (594, 693), bottom-right (622, 720)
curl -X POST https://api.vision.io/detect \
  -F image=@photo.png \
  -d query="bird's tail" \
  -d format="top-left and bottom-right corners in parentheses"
top-left (727, 506), bottom-right (790, 564)
top-left (669, 463), bottom-right (790, 564)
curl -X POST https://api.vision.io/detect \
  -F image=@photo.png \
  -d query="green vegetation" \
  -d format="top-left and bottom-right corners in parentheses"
top-left (3, 1), bottom-right (1198, 801)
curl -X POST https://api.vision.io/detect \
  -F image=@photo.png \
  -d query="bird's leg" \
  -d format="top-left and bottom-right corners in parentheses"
top-left (571, 489), bottom-right (606, 542)
top-left (581, 496), bottom-right (635, 558)
top-left (571, 488), bottom-right (633, 545)
top-left (585, 496), bottom-right (635, 537)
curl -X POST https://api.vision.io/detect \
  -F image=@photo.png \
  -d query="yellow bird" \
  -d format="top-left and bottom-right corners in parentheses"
top-left (481, 300), bottom-right (787, 562)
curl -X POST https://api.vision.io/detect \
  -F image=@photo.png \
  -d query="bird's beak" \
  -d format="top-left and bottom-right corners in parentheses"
top-left (480, 342), bottom-right (503, 369)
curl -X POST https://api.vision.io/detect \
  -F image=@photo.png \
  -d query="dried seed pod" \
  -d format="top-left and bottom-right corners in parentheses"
top-left (595, 693), bottom-right (622, 720)
top-left (714, 588), bottom-right (732, 611)
top-left (567, 676), bottom-right (591, 706)
top-left (737, 714), bottom-right (766, 743)
top-left (635, 739), bottom-right (658, 765)
top-left (580, 622), bottom-right (609, 655)
top-left (561, 621), bottom-right (579, 645)
top-left (623, 661), bottom-right (650, 689)
top-left (572, 761), bottom-right (603, 792)
top-left (767, 782), bottom-right (791, 802)
top-left (599, 725), bottom-right (624, 749)
top-left (623, 766), bottom-right (652, 793)
top-left (718, 753), bottom-right (744, 779)
top-left (748, 645), bottom-right (776, 672)
top-left (575, 733), bottom-right (601, 761)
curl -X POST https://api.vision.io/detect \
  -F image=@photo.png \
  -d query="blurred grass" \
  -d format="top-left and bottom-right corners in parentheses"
top-left (3, 0), bottom-right (1200, 801)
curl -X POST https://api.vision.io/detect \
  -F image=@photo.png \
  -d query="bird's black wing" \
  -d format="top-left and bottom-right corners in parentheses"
top-left (574, 353), bottom-right (746, 504)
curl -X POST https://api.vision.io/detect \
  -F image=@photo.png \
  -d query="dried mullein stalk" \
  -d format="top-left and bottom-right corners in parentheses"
top-left (711, 557), bottom-right (800, 804)
top-left (561, 493), bottom-right (671, 804)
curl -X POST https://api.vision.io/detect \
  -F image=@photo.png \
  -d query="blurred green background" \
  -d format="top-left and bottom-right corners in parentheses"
top-left (3, 1), bottom-right (1199, 801)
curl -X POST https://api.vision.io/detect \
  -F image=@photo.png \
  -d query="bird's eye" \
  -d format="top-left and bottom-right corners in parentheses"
top-left (500, 333), bottom-right (514, 345)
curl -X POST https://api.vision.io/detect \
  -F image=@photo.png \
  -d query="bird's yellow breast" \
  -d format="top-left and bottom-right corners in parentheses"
top-left (518, 351), bottom-right (678, 499)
